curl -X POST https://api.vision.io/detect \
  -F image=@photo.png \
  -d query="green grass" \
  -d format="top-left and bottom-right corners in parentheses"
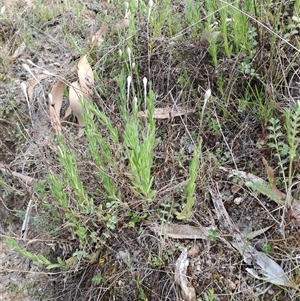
top-left (2, 0), bottom-right (300, 300)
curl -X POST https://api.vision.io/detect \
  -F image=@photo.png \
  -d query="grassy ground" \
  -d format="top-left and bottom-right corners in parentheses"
top-left (1, 0), bottom-right (300, 300)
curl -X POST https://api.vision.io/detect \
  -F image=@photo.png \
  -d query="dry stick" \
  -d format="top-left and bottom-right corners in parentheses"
top-left (213, 105), bottom-right (238, 170)
top-left (22, 199), bottom-right (33, 240)
top-left (20, 82), bottom-right (33, 124)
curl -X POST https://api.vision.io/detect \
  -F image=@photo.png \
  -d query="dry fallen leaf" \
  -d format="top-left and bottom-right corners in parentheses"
top-left (48, 54), bottom-right (95, 137)
top-left (233, 241), bottom-right (296, 288)
top-left (49, 103), bottom-right (62, 134)
top-left (69, 81), bottom-right (85, 137)
top-left (77, 55), bottom-right (94, 100)
top-left (90, 20), bottom-right (108, 48)
top-left (137, 107), bottom-right (195, 119)
top-left (50, 80), bottom-right (66, 118)
top-left (175, 248), bottom-right (196, 301)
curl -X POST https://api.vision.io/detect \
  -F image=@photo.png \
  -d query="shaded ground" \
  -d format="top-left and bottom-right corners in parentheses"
top-left (1, 0), bottom-right (300, 300)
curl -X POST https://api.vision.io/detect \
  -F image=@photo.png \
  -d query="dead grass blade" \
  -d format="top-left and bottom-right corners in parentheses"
top-left (244, 226), bottom-right (273, 240)
top-left (175, 248), bottom-right (196, 301)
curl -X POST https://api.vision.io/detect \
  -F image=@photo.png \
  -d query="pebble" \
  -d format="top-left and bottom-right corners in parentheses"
top-left (228, 279), bottom-right (236, 291)
top-left (188, 245), bottom-right (200, 259)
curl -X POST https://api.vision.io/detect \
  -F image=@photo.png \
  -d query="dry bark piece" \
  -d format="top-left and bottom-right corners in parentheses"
top-left (137, 107), bottom-right (195, 119)
top-left (150, 223), bottom-right (211, 240)
top-left (175, 248), bottom-right (196, 301)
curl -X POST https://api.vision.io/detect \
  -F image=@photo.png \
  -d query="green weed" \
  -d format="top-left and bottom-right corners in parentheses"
top-left (177, 138), bottom-right (203, 220)
top-left (267, 101), bottom-right (300, 194)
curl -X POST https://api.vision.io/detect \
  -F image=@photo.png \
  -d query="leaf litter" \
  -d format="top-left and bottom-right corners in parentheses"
top-left (209, 185), bottom-right (296, 289)
top-left (48, 55), bottom-right (94, 137)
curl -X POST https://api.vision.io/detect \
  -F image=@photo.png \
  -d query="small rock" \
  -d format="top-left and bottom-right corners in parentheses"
top-left (188, 244), bottom-right (200, 259)
top-left (233, 197), bottom-right (243, 205)
top-left (228, 279), bottom-right (236, 291)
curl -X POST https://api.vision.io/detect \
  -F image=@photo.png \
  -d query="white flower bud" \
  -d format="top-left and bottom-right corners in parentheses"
top-left (48, 93), bottom-right (55, 106)
top-left (143, 77), bottom-right (147, 86)
top-left (204, 88), bottom-right (211, 103)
